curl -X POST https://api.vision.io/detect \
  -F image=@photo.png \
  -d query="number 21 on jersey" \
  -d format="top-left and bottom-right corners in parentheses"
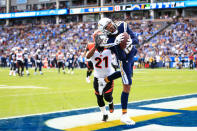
top-left (95, 56), bottom-right (108, 69)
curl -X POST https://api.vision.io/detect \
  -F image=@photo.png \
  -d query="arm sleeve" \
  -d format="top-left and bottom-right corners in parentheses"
top-left (107, 71), bottom-right (121, 81)
top-left (90, 54), bottom-right (95, 61)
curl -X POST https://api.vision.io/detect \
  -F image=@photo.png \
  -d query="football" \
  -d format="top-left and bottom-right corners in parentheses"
top-left (119, 32), bottom-right (130, 49)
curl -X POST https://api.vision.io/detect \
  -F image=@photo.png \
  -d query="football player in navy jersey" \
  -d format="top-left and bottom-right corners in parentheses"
top-left (23, 48), bottom-right (30, 76)
top-left (34, 49), bottom-right (43, 75)
top-left (97, 17), bottom-right (139, 125)
top-left (9, 48), bottom-right (17, 76)
top-left (67, 50), bottom-right (77, 74)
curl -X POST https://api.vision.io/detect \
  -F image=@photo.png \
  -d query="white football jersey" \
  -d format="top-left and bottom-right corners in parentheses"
top-left (91, 49), bottom-right (114, 78)
top-left (16, 52), bottom-right (23, 61)
top-left (57, 53), bottom-right (64, 62)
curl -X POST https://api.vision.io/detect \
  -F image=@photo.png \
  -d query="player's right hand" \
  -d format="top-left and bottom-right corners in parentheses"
top-left (115, 33), bottom-right (124, 45)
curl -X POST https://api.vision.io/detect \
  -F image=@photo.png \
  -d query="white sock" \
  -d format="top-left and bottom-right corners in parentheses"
top-left (26, 70), bottom-right (29, 74)
top-left (99, 106), bottom-right (107, 115)
top-left (9, 71), bottom-right (12, 75)
top-left (13, 71), bottom-right (16, 76)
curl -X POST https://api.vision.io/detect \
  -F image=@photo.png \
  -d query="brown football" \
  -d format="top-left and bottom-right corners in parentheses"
top-left (119, 32), bottom-right (130, 49)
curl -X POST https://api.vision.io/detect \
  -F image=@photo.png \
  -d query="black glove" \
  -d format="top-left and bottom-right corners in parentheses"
top-left (95, 34), bottom-right (103, 49)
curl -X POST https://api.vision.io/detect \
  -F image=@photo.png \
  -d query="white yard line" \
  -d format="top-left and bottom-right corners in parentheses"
top-left (0, 89), bottom-right (93, 98)
top-left (0, 85), bottom-right (48, 89)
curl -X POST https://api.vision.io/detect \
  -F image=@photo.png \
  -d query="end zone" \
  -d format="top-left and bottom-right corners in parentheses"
top-left (0, 93), bottom-right (197, 131)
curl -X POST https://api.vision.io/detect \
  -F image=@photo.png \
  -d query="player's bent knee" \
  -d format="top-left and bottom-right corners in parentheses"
top-left (104, 93), bottom-right (113, 103)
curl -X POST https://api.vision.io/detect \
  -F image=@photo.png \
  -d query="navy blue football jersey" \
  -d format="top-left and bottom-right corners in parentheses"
top-left (106, 22), bottom-right (139, 61)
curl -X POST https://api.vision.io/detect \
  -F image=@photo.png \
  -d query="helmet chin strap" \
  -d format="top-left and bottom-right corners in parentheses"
top-left (97, 46), bottom-right (104, 52)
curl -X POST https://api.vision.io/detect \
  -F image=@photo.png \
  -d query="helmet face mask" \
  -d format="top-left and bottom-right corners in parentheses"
top-left (98, 18), bottom-right (118, 35)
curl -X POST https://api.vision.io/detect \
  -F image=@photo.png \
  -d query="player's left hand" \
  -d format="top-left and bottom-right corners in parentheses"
top-left (124, 38), bottom-right (133, 54)
top-left (95, 35), bottom-right (103, 49)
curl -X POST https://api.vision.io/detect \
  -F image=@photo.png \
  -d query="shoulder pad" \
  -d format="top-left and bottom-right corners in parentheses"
top-left (115, 21), bottom-right (124, 26)
top-left (123, 22), bottom-right (128, 32)
top-left (116, 21), bottom-right (128, 32)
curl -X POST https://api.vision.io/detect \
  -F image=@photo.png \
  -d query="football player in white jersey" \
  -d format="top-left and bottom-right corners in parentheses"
top-left (9, 48), bottom-right (16, 76)
top-left (56, 50), bottom-right (65, 74)
top-left (16, 48), bottom-right (24, 76)
top-left (86, 32), bottom-right (115, 122)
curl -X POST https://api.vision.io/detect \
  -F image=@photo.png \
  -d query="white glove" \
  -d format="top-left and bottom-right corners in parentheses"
top-left (127, 38), bottom-right (133, 45)
top-left (114, 33), bottom-right (124, 45)
top-left (124, 38), bottom-right (133, 54)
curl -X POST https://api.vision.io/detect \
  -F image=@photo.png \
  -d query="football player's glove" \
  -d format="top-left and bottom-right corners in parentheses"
top-left (124, 38), bottom-right (133, 54)
top-left (94, 34), bottom-right (103, 49)
top-left (114, 33), bottom-right (124, 45)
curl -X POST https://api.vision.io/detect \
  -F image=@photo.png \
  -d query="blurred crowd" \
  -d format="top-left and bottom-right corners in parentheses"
top-left (131, 18), bottom-right (197, 69)
top-left (0, 22), bottom-right (96, 68)
top-left (0, 18), bottom-right (197, 69)
top-left (0, 2), bottom-right (68, 13)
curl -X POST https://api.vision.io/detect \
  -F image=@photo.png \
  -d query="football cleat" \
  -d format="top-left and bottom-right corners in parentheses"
top-left (109, 102), bottom-right (114, 113)
top-left (86, 77), bottom-right (90, 83)
top-left (102, 114), bottom-right (108, 122)
top-left (9, 71), bottom-right (12, 76)
top-left (120, 113), bottom-right (135, 125)
top-left (68, 70), bottom-right (71, 74)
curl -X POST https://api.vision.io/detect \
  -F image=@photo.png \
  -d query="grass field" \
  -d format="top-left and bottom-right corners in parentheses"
top-left (0, 68), bottom-right (197, 119)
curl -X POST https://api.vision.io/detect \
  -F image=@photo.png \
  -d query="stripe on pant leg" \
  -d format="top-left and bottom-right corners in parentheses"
top-left (119, 60), bottom-right (129, 85)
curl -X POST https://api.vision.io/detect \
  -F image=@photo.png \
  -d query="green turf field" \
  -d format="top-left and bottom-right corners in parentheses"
top-left (0, 68), bottom-right (197, 118)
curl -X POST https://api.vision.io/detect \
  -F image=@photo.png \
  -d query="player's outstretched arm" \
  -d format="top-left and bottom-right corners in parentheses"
top-left (105, 71), bottom-right (121, 83)
top-left (126, 23), bottom-right (139, 46)
top-left (86, 47), bottom-right (96, 59)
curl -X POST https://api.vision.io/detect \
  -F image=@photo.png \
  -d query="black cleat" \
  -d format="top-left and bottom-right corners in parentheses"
top-left (109, 102), bottom-right (114, 113)
top-left (102, 115), bottom-right (108, 122)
